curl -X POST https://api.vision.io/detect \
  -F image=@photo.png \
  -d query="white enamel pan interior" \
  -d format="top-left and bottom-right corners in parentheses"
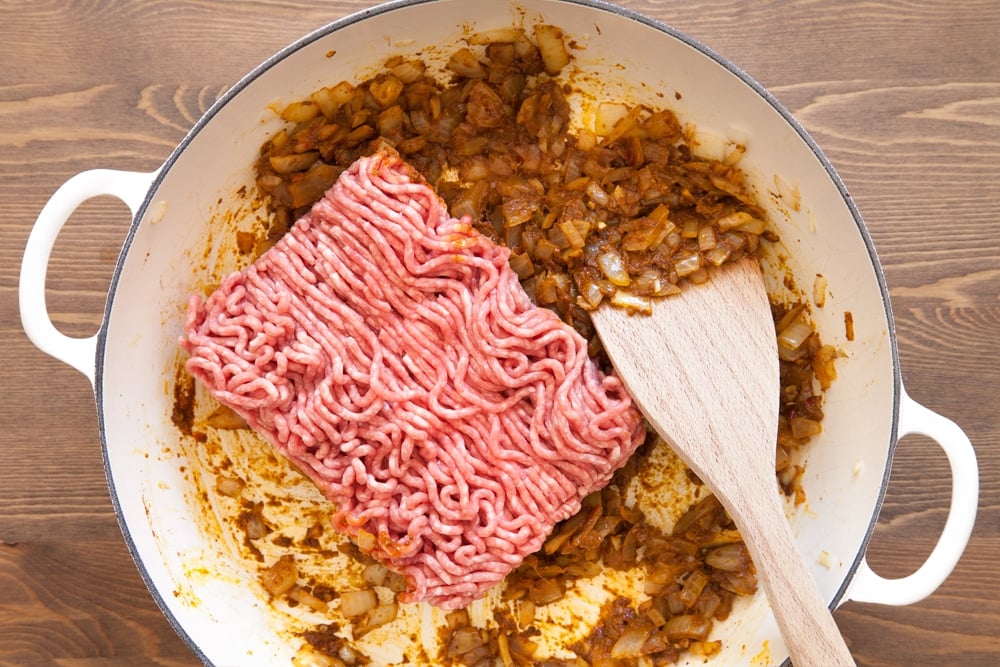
top-left (19, 0), bottom-right (978, 665)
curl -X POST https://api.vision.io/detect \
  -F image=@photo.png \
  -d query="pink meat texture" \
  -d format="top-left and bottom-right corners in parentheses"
top-left (181, 150), bottom-right (645, 609)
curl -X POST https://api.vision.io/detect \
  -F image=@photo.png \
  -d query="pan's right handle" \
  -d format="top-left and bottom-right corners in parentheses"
top-left (19, 169), bottom-right (157, 386)
top-left (846, 386), bottom-right (979, 606)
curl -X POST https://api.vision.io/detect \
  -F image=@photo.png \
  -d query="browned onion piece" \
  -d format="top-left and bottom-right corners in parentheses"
top-left (610, 624), bottom-right (652, 659)
top-left (705, 543), bottom-right (752, 572)
top-left (445, 626), bottom-right (487, 657)
top-left (664, 614), bottom-right (712, 642)
top-left (260, 555), bottom-right (298, 598)
top-left (339, 589), bottom-right (377, 618)
top-left (215, 475), bottom-right (245, 498)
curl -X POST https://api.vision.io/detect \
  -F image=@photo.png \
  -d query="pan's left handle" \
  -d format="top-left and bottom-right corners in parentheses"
top-left (19, 169), bottom-right (158, 386)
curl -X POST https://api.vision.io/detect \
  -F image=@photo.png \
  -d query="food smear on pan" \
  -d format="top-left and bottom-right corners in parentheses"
top-left (172, 22), bottom-right (839, 667)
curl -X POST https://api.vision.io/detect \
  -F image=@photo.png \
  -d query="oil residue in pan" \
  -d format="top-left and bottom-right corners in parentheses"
top-left (169, 351), bottom-right (705, 665)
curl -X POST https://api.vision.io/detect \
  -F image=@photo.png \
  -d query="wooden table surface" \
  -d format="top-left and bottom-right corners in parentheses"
top-left (1, 1), bottom-right (997, 665)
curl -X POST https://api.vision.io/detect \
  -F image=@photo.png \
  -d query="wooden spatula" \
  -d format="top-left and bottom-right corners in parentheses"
top-left (591, 257), bottom-right (855, 666)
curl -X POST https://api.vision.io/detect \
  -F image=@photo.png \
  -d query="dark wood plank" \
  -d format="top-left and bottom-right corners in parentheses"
top-left (0, 541), bottom-right (200, 666)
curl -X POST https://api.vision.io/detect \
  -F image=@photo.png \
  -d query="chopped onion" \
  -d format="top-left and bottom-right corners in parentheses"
top-left (376, 105), bottom-right (405, 136)
top-left (723, 143), bottom-right (747, 166)
top-left (693, 129), bottom-right (727, 161)
top-left (597, 250), bottom-right (631, 286)
top-left (664, 614), bottom-right (712, 641)
top-left (813, 273), bottom-right (828, 308)
top-left (527, 577), bottom-right (565, 605)
top-left (362, 562), bottom-right (389, 587)
top-left (260, 555), bottom-right (297, 598)
top-left (681, 218), bottom-right (699, 239)
top-left (577, 127), bottom-right (598, 151)
top-left (269, 151), bottom-right (319, 174)
top-left (468, 27), bottom-right (526, 45)
top-left (632, 268), bottom-right (664, 295)
top-left (369, 76), bottom-right (404, 108)
top-left (354, 602), bottom-right (398, 638)
top-left (281, 100), bottom-right (320, 123)
top-left (688, 267), bottom-right (709, 284)
top-left (243, 504), bottom-right (268, 540)
top-left (339, 588), bottom-right (377, 618)
top-left (689, 640), bottom-right (723, 657)
top-left (389, 59), bottom-right (426, 84)
top-left (508, 252), bottom-right (535, 279)
top-left (292, 646), bottom-right (346, 667)
top-left (813, 344), bottom-right (840, 390)
top-left (791, 416), bottom-right (823, 440)
top-left (446, 47), bottom-right (486, 78)
top-left (502, 197), bottom-right (538, 227)
top-left (774, 173), bottom-right (802, 212)
top-left (547, 223), bottom-right (571, 250)
top-left (354, 528), bottom-right (376, 552)
top-left (716, 569), bottom-right (758, 596)
top-left (717, 210), bottom-right (761, 232)
top-left (215, 475), bottom-right (245, 498)
top-left (673, 252), bottom-right (702, 278)
top-left (534, 273), bottom-right (559, 304)
top-left (446, 626), bottom-right (486, 657)
top-left (384, 570), bottom-right (408, 593)
top-left (610, 290), bottom-right (652, 315)
top-left (288, 586), bottom-right (329, 613)
top-left (595, 102), bottom-right (629, 137)
top-left (678, 569), bottom-right (709, 607)
top-left (557, 219), bottom-right (587, 250)
top-left (697, 528), bottom-right (744, 548)
top-left (704, 245), bottom-right (732, 267)
top-left (497, 632), bottom-right (514, 667)
top-left (601, 104), bottom-right (645, 145)
top-left (310, 87), bottom-right (340, 120)
top-left (288, 162), bottom-right (341, 208)
top-left (445, 609), bottom-right (469, 629)
top-left (533, 24), bottom-right (571, 75)
top-left (644, 580), bottom-right (667, 596)
top-left (610, 625), bottom-right (651, 659)
top-left (844, 310), bottom-right (855, 341)
top-left (705, 544), bottom-right (750, 572)
top-left (697, 225), bottom-right (717, 251)
top-left (735, 215), bottom-right (767, 234)
top-left (517, 599), bottom-right (536, 627)
top-left (576, 280), bottom-right (604, 310)
top-left (324, 80), bottom-right (355, 106)
top-left (585, 180), bottom-right (610, 207)
top-left (777, 318), bottom-right (813, 352)
top-left (623, 218), bottom-right (675, 252)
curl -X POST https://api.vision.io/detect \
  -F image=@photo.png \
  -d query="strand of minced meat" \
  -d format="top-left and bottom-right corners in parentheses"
top-left (181, 150), bottom-right (645, 609)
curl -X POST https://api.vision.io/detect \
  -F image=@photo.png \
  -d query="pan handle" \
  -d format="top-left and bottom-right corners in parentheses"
top-left (846, 387), bottom-right (979, 606)
top-left (19, 169), bottom-right (157, 386)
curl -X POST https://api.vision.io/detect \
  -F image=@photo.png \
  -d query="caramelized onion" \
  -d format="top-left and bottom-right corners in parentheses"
top-left (260, 555), bottom-right (298, 598)
top-left (664, 614), bottom-right (712, 642)
top-left (339, 589), bottom-right (377, 618)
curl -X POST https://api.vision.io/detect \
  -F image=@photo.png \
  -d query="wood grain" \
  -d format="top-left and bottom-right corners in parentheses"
top-left (1, 1), bottom-right (997, 666)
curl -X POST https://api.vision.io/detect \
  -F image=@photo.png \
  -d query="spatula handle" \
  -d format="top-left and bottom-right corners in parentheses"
top-left (737, 482), bottom-right (856, 666)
